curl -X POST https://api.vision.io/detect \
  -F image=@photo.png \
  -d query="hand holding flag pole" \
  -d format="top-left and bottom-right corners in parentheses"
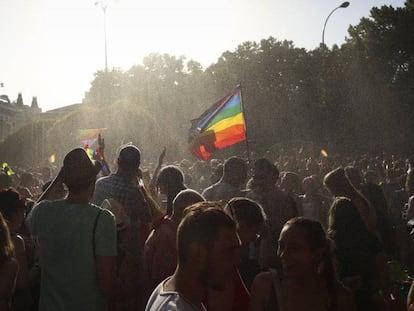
top-left (97, 133), bottom-right (111, 176)
top-left (238, 83), bottom-right (251, 164)
top-left (149, 147), bottom-right (166, 195)
top-left (97, 133), bottom-right (105, 159)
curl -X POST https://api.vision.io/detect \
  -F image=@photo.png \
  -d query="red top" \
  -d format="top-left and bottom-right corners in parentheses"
top-left (204, 270), bottom-right (250, 311)
top-left (232, 270), bottom-right (250, 311)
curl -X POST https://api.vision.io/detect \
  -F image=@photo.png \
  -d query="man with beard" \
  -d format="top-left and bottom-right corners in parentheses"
top-left (145, 202), bottom-right (241, 311)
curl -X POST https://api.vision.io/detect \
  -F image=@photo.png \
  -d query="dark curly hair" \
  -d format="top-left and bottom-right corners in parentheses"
top-left (156, 165), bottom-right (186, 216)
top-left (0, 188), bottom-right (26, 223)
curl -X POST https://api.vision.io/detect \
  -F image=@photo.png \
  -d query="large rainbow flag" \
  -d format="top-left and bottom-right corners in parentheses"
top-left (189, 87), bottom-right (246, 160)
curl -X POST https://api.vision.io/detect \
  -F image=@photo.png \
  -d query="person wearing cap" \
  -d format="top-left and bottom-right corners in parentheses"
top-left (27, 148), bottom-right (117, 311)
top-left (91, 145), bottom-right (151, 308)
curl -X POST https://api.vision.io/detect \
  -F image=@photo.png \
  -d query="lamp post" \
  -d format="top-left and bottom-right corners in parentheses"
top-left (95, 1), bottom-right (109, 71)
top-left (322, 2), bottom-right (350, 47)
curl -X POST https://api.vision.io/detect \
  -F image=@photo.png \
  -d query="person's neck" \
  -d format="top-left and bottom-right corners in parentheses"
top-left (260, 183), bottom-right (275, 193)
top-left (116, 168), bottom-right (136, 178)
top-left (166, 268), bottom-right (205, 310)
top-left (66, 192), bottom-right (90, 204)
top-left (284, 272), bottom-right (324, 288)
top-left (284, 188), bottom-right (293, 194)
top-left (171, 213), bottom-right (181, 224)
top-left (221, 177), bottom-right (239, 188)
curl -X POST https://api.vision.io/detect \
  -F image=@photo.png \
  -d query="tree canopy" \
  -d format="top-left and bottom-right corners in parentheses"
top-left (2, 2), bottom-right (414, 166)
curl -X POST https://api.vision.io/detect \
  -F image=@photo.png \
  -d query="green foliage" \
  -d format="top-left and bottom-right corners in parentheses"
top-left (3, 2), bottom-right (414, 166)
top-left (387, 260), bottom-right (410, 292)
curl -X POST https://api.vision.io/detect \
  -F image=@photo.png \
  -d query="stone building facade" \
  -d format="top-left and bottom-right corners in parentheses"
top-left (0, 93), bottom-right (42, 141)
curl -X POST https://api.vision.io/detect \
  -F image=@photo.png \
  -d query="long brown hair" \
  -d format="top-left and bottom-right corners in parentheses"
top-left (0, 211), bottom-right (15, 267)
top-left (284, 217), bottom-right (338, 311)
top-left (324, 167), bottom-right (374, 231)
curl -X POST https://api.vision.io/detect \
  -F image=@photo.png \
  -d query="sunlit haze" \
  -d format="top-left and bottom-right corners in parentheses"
top-left (0, 0), bottom-right (405, 111)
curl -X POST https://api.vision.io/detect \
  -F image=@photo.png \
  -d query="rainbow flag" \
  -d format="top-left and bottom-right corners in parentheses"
top-left (189, 87), bottom-right (246, 160)
top-left (48, 154), bottom-right (56, 163)
top-left (73, 128), bottom-right (106, 141)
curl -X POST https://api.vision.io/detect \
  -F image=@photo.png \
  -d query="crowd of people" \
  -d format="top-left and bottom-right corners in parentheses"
top-left (1, 143), bottom-right (414, 310)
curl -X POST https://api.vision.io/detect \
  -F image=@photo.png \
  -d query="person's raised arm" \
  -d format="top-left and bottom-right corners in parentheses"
top-left (97, 134), bottom-right (111, 176)
top-left (148, 147), bottom-right (166, 195)
top-left (36, 167), bottom-right (64, 203)
top-left (408, 281), bottom-right (414, 311)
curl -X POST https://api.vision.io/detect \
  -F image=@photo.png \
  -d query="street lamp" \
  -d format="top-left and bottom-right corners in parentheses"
top-left (322, 2), bottom-right (350, 47)
top-left (95, 1), bottom-right (109, 71)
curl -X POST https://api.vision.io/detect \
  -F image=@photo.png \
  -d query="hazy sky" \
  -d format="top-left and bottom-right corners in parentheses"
top-left (0, 0), bottom-right (406, 112)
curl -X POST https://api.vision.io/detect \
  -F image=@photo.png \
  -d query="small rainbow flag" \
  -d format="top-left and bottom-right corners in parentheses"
top-left (86, 148), bottom-right (95, 160)
top-left (48, 154), bottom-right (56, 163)
top-left (81, 139), bottom-right (98, 148)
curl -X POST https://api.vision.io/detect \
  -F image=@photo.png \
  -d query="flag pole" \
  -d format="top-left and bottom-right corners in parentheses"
top-left (238, 83), bottom-right (251, 164)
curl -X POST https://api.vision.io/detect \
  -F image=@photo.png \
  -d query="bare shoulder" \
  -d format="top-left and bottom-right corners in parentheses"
top-left (249, 271), bottom-right (274, 311)
top-left (336, 282), bottom-right (357, 311)
top-left (1, 257), bottom-right (18, 273)
top-left (253, 271), bottom-right (273, 287)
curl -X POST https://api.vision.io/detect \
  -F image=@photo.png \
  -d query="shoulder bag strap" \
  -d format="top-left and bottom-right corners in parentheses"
top-left (93, 209), bottom-right (103, 258)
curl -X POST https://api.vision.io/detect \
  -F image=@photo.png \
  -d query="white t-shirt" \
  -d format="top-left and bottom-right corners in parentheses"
top-left (202, 182), bottom-right (243, 201)
top-left (145, 278), bottom-right (206, 311)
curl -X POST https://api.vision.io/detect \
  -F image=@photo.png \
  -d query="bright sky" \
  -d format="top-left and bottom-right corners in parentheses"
top-left (0, 0), bottom-right (406, 112)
